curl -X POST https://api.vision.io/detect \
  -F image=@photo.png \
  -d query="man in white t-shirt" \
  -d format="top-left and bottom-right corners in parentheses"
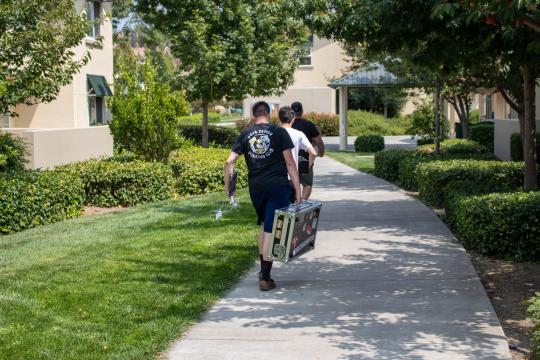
top-left (278, 106), bottom-right (318, 202)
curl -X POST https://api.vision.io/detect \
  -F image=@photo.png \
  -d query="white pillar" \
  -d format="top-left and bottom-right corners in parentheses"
top-left (339, 86), bottom-right (348, 151)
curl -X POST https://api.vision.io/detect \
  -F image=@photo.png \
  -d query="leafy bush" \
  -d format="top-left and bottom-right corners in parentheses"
top-left (348, 110), bottom-right (410, 136)
top-left (470, 123), bottom-right (494, 152)
top-left (354, 134), bottom-right (385, 152)
top-left (0, 171), bottom-right (84, 234)
top-left (304, 112), bottom-right (339, 136)
top-left (510, 132), bottom-right (540, 163)
top-left (374, 149), bottom-right (413, 182)
top-left (179, 125), bottom-right (238, 148)
top-left (178, 112), bottom-right (220, 125)
top-left (527, 293), bottom-right (540, 358)
top-left (170, 146), bottom-right (248, 195)
top-left (416, 160), bottom-right (525, 206)
top-left (416, 138), bottom-right (490, 157)
top-left (59, 159), bottom-right (174, 207)
top-left (448, 191), bottom-right (540, 261)
top-left (0, 132), bottom-right (27, 172)
top-left (469, 109), bottom-right (479, 123)
top-left (406, 102), bottom-right (449, 142)
top-left (109, 57), bottom-right (190, 162)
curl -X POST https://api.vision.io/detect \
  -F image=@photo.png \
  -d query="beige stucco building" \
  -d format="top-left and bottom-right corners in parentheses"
top-left (1, 0), bottom-right (114, 169)
top-left (243, 37), bottom-right (351, 116)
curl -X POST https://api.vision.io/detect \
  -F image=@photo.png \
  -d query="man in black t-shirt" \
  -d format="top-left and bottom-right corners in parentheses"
top-left (291, 101), bottom-right (326, 200)
top-left (224, 101), bottom-right (301, 291)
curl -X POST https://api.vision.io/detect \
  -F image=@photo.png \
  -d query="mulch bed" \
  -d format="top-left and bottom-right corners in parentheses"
top-left (468, 253), bottom-right (540, 360)
top-left (84, 206), bottom-right (126, 216)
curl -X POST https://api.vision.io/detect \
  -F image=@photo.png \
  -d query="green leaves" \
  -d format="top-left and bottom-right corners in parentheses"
top-left (108, 57), bottom-right (190, 162)
top-left (0, 0), bottom-right (88, 114)
top-left (0, 132), bottom-right (27, 173)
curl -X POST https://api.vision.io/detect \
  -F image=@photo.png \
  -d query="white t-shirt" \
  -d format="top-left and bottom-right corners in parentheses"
top-left (284, 127), bottom-right (313, 168)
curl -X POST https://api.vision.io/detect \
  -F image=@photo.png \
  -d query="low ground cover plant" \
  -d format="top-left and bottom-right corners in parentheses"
top-left (416, 160), bottom-right (525, 206)
top-left (447, 191), bottom-right (540, 261)
top-left (59, 159), bottom-right (174, 207)
top-left (528, 293), bottom-right (540, 358)
top-left (170, 146), bottom-right (248, 195)
top-left (0, 170), bottom-right (84, 234)
top-left (355, 134), bottom-right (384, 152)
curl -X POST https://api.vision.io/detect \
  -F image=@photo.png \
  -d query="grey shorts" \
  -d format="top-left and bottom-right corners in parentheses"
top-left (300, 166), bottom-right (314, 186)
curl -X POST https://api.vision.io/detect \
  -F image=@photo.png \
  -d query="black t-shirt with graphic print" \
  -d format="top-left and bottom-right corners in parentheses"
top-left (292, 117), bottom-right (320, 159)
top-left (232, 123), bottom-right (294, 193)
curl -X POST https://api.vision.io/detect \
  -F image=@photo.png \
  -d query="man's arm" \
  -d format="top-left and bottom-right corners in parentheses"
top-left (224, 152), bottom-right (240, 194)
top-left (283, 149), bottom-right (302, 204)
top-left (312, 135), bottom-right (325, 157)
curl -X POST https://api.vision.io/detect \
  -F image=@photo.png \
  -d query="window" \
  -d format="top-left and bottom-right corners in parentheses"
top-left (299, 35), bottom-right (314, 66)
top-left (87, 75), bottom-right (113, 126)
top-left (485, 95), bottom-right (493, 119)
top-left (0, 113), bottom-right (9, 128)
top-left (87, 1), bottom-right (101, 39)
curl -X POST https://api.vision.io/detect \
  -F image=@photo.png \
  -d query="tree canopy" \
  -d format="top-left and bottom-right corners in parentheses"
top-left (0, 0), bottom-right (89, 115)
top-left (135, 0), bottom-right (308, 147)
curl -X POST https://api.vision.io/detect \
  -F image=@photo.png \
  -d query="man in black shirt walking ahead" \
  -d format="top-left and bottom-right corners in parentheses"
top-left (291, 101), bottom-right (325, 201)
top-left (224, 101), bottom-right (302, 291)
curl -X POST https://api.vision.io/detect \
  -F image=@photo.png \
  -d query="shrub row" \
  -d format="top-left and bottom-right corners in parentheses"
top-left (528, 293), bottom-right (540, 358)
top-left (169, 147), bottom-right (248, 195)
top-left (179, 125), bottom-right (238, 148)
top-left (349, 110), bottom-right (410, 136)
top-left (416, 160), bottom-right (525, 206)
top-left (355, 134), bottom-right (385, 153)
top-left (448, 191), bottom-right (540, 261)
top-left (58, 160), bottom-right (174, 207)
top-left (510, 132), bottom-right (540, 163)
top-left (178, 112), bottom-right (221, 125)
top-left (0, 171), bottom-right (84, 234)
top-left (374, 149), bottom-right (413, 182)
top-left (469, 123), bottom-right (494, 152)
top-left (0, 132), bottom-right (27, 173)
top-left (416, 138), bottom-right (489, 157)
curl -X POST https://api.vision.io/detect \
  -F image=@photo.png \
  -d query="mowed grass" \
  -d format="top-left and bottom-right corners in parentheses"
top-left (326, 150), bottom-right (375, 174)
top-left (0, 191), bottom-right (259, 360)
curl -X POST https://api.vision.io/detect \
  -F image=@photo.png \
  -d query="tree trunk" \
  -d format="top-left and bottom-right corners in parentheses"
top-left (520, 65), bottom-right (538, 190)
top-left (435, 81), bottom-right (442, 155)
top-left (458, 95), bottom-right (470, 139)
top-left (384, 103), bottom-right (388, 119)
top-left (202, 100), bottom-right (209, 148)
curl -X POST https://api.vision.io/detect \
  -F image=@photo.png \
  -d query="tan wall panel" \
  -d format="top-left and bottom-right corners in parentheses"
top-left (2, 127), bottom-right (113, 169)
top-left (494, 119), bottom-right (540, 161)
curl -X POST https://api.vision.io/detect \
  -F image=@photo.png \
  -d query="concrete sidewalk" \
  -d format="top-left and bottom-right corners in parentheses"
top-left (166, 157), bottom-right (511, 360)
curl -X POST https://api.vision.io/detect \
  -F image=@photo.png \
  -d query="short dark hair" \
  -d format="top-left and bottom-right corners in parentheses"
top-left (291, 101), bottom-right (303, 116)
top-left (278, 106), bottom-right (295, 124)
top-left (252, 101), bottom-right (271, 117)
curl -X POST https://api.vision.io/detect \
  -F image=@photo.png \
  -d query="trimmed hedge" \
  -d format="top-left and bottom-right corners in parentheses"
top-left (305, 112), bottom-right (339, 136)
top-left (416, 138), bottom-right (489, 157)
top-left (470, 123), bottom-right (494, 153)
top-left (417, 137), bottom-right (434, 146)
top-left (510, 132), bottom-right (540, 163)
top-left (0, 171), bottom-right (84, 234)
top-left (355, 134), bottom-right (385, 152)
top-left (170, 146), bottom-right (248, 195)
top-left (178, 112), bottom-right (221, 125)
top-left (179, 125), bottom-right (238, 148)
top-left (448, 191), bottom-right (540, 261)
top-left (416, 160), bottom-right (525, 206)
top-left (374, 149), bottom-right (413, 182)
top-left (59, 160), bottom-right (174, 207)
top-left (0, 132), bottom-right (27, 173)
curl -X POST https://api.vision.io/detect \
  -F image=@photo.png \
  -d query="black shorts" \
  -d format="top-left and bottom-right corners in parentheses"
top-left (300, 166), bottom-right (314, 186)
top-left (250, 185), bottom-right (291, 233)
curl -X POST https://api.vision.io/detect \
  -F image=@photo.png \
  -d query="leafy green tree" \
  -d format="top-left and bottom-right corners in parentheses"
top-left (135, 0), bottom-right (308, 147)
top-left (0, 0), bottom-right (89, 115)
top-left (407, 101), bottom-right (449, 142)
top-left (109, 57), bottom-right (190, 162)
top-left (349, 87), bottom-right (407, 118)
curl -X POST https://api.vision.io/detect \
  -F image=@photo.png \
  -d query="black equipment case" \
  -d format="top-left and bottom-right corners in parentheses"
top-left (267, 201), bottom-right (322, 263)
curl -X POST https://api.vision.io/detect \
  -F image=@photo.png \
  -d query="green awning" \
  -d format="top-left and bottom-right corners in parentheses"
top-left (87, 74), bottom-right (113, 96)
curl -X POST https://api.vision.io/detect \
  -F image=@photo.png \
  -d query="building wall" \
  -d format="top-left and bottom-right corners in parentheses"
top-left (11, 0), bottom-right (113, 129)
top-left (3, 127), bottom-right (113, 169)
top-left (243, 36), bottom-right (350, 116)
top-left (494, 119), bottom-right (540, 161)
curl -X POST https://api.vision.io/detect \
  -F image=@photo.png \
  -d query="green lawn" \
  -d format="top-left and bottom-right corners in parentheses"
top-left (326, 150), bottom-right (375, 174)
top-left (0, 191), bottom-right (258, 359)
